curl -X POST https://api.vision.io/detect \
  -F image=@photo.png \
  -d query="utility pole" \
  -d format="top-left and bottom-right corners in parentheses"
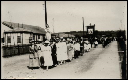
top-left (82, 17), bottom-right (84, 55)
top-left (44, 1), bottom-right (51, 41)
top-left (45, 1), bottom-right (47, 28)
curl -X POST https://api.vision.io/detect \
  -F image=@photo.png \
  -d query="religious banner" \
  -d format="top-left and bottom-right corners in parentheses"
top-left (88, 29), bottom-right (93, 34)
top-left (87, 24), bottom-right (95, 35)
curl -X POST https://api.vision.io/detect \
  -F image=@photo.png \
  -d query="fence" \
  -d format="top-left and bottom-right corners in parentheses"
top-left (2, 44), bottom-right (30, 57)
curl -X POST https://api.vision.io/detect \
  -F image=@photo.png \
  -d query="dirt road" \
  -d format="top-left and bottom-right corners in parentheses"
top-left (1, 41), bottom-right (121, 79)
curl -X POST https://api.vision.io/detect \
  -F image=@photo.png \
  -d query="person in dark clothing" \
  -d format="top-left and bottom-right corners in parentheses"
top-left (101, 37), bottom-right (106, 48)
top-left (51, 41), bottom-right (58, 67)
top-left (74, 41), bottom-right (80, 59)
top-left (80, 41), bottom-right (84, 56)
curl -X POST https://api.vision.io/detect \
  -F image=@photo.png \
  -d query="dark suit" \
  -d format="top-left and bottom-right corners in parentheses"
top-left (51, 43), bottom-right (58, 65)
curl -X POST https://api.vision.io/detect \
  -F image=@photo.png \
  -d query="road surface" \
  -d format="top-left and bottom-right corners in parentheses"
top-left (1, 41), bottom-right (121, 79)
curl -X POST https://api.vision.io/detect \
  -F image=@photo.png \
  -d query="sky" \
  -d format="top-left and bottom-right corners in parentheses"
top-left (1, 1), bottom-right (127, 33)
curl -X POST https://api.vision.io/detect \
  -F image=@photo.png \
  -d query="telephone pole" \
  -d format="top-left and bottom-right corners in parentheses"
top-left (82, 17), bottom-right (84, 55)
top-left (45, 1), bottom-right (47, 28)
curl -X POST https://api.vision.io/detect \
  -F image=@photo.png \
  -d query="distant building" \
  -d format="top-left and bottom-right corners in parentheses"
top-left (53, 32), bottom-right (75, 38)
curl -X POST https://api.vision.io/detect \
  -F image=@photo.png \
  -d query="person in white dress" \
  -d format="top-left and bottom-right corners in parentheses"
top-left (94, 41), bottom-right (98, 48)
top-left (56, 39), bottom-right (63, 65)
top-left (36, 43), bottom-right (43, 66)
top-left (61, 39), bottom-right (68, 64)
top-left (67, 41), bottom-right (73, 61)
top-left (40, 40), bottom-right (53, 70)
top-left (70, 41), bottom-right (75, 60)
top-left (84, 41), bottom-right (91, 52)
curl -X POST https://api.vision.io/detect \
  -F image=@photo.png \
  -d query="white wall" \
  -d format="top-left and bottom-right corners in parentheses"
top-left (23, 33), bottom-right (31, 44)
top-left (11, 33), bottom-right (17, 45)
top-left (4, 32), bottom-right (45, 46)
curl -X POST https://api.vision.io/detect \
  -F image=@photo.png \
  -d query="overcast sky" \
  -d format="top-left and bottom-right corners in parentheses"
top-left (1, 1), bottom-right (127, 33)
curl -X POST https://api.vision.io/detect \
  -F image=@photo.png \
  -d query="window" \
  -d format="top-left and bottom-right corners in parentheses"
top-left (33, 35), bottom-right (35, 40)
top-left (17, 36), bottom-right (21, 43)
top-left (7, 36), bottom-right (11, 43)
top-left (38, 35), bottom-right (40, 39)
top-left (2, 38), bottom-right (4, 43)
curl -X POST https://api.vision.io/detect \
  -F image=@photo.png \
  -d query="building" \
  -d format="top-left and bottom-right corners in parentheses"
top-left (53, 32), bottom-right (75, 38)
top-left (4, 28), bottom-right (33, 47)
top-left (1, 21), bottom-right (46, 57)
top-left (1, 22), bottom-right (12, 43)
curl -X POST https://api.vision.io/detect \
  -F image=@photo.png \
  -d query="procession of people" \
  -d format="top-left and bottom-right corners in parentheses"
top-left (28, 37), bottom-right (100, 71)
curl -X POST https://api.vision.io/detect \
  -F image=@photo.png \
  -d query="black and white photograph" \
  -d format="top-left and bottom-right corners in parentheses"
top-left (1, 1), bottom-right (127, 79)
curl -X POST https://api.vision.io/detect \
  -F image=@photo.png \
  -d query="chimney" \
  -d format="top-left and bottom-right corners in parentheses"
top-left (94, 24), bottom-right (95, 26)
top-left (90, 23), bottom-right (91, 26)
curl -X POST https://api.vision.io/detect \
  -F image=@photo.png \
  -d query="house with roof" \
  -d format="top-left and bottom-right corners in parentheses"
top-left (1, 22), bottom-right (12, 43)
top-left (1, 21), bottom-right (46, 57)
top-left (2, 21), bottom-right (46, 45)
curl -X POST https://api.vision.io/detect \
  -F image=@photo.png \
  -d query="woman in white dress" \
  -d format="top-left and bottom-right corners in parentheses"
top-left (70, 41), bottom-right (75, 60)
top-left (56, 40), bottom-right (63, 65)
top-left (67, 41), bottom-right (73, 61)
top-left (61, 39), bottom-right (68, 64)
top-left (40, 40), bottom-right (53, 70)
top-left (36, 43), bottom-right (43, 66)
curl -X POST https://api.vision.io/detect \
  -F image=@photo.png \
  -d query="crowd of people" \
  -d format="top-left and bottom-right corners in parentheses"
top-left (29, 37), bottom-right (95, 70)
top-left (100, 37), bottom-right (113, 48)
top-left (28, 36), bottom-right (117, 70)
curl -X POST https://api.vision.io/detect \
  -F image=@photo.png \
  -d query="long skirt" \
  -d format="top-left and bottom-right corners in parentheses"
top-left (70, 49), bottom-right (75, 58)
top-left (56, 49), bottom-right (63, 61)
top-left (74, 50), bottom-right (79, 58)
top-left (29, 53), bottom-right (40, 68)
top-left (38, 51), bottom-right (44, 66)
top-left (67, 50), bottom-right (73, 60)
top-left (52, 54), bottom-right (57, 65)
top-left (43, 51), bottom-right (53, 66)
top-left (62, 52), bottom-right (68, 60)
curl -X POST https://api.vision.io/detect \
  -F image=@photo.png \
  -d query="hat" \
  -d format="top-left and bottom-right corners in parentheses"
top-left (63, 39), bottom-right (66, 41)
top-left (44, 40), bottom-right (50, 44)
top-left (30, 40), bottom-right (34, 43)
top-left (60, 37), bottom-right (63, 39)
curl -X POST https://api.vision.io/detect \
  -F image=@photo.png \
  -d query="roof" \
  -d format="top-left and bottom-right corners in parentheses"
top-left (2, 21), bottom-right (46, 34)
top-left (4, 28), bottom-right (33, 33)
top-left (1, 23), bottom-right (12, 37)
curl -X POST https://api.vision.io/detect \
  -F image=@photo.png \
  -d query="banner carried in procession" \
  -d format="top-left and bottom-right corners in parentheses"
top-left (88, 29), bottom-right (93, 34)
top-left (87, 24), bottom-right (95, 35)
